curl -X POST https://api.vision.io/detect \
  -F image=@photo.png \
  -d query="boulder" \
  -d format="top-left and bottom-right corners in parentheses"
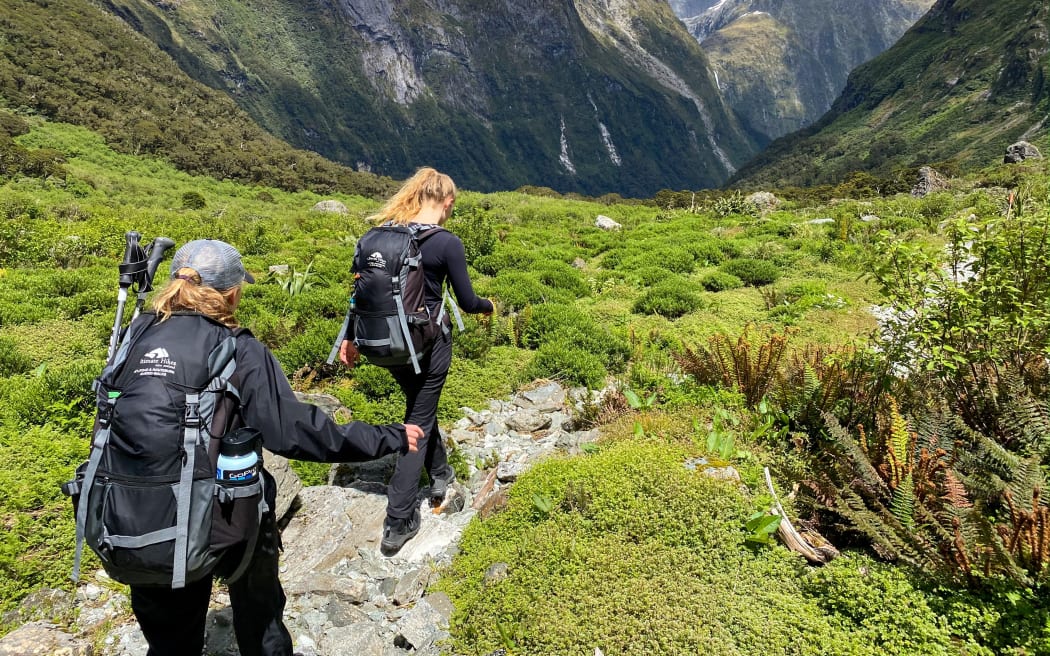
top-left (595, 215), bottom-right (622, 231)
top-left (745, 191), bottom-right (779, 211)
top-left (311, 199), bottom-right (349, 214)
top-left (911, 166), bottom-right (949, 197)
top-left (1004, 141), bottom-right (1043, 164)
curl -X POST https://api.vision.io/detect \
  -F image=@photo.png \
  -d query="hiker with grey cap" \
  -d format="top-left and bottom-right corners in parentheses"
top-left (116, 239), bottom-right (424, 656)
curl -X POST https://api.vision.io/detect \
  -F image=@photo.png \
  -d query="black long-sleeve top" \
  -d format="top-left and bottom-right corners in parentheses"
top-left (235, 333), bottom-right (408, 462)
top-left (415, 226), bottom-right (493, 316)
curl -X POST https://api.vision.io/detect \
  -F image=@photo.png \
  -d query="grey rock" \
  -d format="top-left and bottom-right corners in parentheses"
top-left (0, 622), bottom-right (89, 656)
top-left (496, 461), bottom-right (527, 482)
top-left (396, 598), bottom-right (449, 650)
top-left (595, 215), bottom-right (622, 231)
top-left (911, 166), bottom-right (949, 197)
top-left (1004, 140), bottom-right (1042, 163)
top-left (505, 409), bottom-right (552, 433)
top-left (392, 568), bottom-right (431, 606)
top-left (745, 191), bottom-right (779, 210)
top-left (311, 200), bottom-right (349, 214)
top-left (484, 562), bottom-right (510, 584)
top-left (285, 574), bottom-right (369, 605)
top-left (319, 622), bottom-right (387, 656)
top-left (264, 450), bottom-right (303, 522)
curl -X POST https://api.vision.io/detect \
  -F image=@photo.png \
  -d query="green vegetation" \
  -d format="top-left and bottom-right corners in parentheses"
top-left (4, 114), bottom-right (1050, 655)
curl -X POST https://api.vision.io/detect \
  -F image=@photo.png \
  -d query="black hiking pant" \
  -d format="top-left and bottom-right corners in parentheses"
top-left (386, 331), bottom-right (453, 520)
top-left (129, 472), bottom-right (293, 656)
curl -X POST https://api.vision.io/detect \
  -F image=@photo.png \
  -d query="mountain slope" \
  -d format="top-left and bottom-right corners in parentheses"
top-left (679, 0), bottom-right (934, 144)
top-left (0, 0), bottom-right (394, 197)
top-left (731, 0), bottom-right (1050, 188)
top-left (98, 0), bottom-right (757, 196)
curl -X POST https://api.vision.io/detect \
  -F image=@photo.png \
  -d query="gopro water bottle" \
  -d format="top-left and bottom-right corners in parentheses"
top-left (216, 427), bottom-right (262, 485)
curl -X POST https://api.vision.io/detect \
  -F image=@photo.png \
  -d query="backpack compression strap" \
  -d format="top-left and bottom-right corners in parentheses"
top-left (170, 334), bottom-right (238, 588)
top-left (392, 246), bottom-right (424, 374)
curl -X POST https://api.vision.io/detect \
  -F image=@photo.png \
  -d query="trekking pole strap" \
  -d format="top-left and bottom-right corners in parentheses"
top-left (327, 307), bottom-right (353, 365)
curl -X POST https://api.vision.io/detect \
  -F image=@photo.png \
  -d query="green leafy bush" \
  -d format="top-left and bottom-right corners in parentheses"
top-left (533, 261), bottom-right (590, 297)
top-left (181, 191), bottom-right (206, 210)
top-left (630, 265), bottom-right (674, 286)
top-left (473, 245), bottom-right (538, 276)
top-left (448, 206), bottom-right (497, 265)
top-left (518, 303), bottom-right (630, 372)
top-left (720, 258), bottom-right (781, 287)
top-left (700, 271), bottom-right (743, 292)
top-left (488, 271), bottom-right (570, 311)
top-left (523, 339), bottom-right (607, 388)
top-left (0, 337), bottom-right (31, 377)
top-left (632, 278), bottom-right (704, 318)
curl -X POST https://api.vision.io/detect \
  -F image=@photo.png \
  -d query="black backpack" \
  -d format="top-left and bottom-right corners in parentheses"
top-left (62, 313), bottom-right (266, 589)
top-left (328, 224), bottom-right (462, 373)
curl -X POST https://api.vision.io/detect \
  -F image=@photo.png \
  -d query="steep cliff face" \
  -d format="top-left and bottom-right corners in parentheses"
top-left (102, 0), bottom-right (756, 195)
top-left (676, 0), bottom-right (934, 144)
top-left (732, 0), bottom-right (1050, 188)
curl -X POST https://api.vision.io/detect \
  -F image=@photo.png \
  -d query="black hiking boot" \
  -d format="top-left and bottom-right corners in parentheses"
top-left (381, 508), bottom-right (420, 555)
top-left (429, 466), bottom-right (455, 501)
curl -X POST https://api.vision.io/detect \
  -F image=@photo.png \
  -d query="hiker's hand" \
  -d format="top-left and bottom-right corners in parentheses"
top-left (403, 424), bottom-right (423, 452)
top-left (482, 298), bottom-right (495, 317)
top-left (339, 339), bottom-right (360, 368)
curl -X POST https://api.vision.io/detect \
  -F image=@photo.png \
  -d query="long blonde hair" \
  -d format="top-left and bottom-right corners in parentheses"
top-left (152, 267), bottom-right (240, 327)
top-left (369, 167), bottom-right (456, 225)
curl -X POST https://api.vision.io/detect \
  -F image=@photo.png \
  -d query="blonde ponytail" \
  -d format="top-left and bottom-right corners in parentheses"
top-left (369, 167), bottom-right (456, 225)
top-left (152, 267), bottom-right (240, 327)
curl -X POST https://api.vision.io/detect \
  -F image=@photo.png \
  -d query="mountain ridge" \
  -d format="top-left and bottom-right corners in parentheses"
top-left (96, 0), bottom-right (757, 196)
top-left (731, 0), bottom-right (1050, 188)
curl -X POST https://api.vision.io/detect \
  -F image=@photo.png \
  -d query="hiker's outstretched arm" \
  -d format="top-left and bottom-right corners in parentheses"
top-left (442, 235), bottom-right (493, 314)
top-left (236, 336), bottom-right (413, 462)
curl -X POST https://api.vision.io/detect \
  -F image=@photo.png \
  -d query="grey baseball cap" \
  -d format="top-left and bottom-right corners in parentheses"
top-left (169, 239), bottom-right (255, 290)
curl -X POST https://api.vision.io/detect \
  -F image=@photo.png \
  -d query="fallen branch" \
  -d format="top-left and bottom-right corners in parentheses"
top-left (764, 467), bottom-right (839, 564)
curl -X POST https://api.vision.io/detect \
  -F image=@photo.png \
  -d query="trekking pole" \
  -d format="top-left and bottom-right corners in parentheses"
top-left (131, 237), bottom-right (176, 320)
top-left (107, 231), bottom-right (144, 363)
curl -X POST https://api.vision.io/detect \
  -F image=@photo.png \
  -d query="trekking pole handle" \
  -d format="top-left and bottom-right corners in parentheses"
top-left (118, 231), bottom-right (142, 287)
top-left (142, 237), bottom-right (176, 293)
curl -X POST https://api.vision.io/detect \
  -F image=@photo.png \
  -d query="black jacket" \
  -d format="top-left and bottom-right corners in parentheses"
top-left (233, 331), bottom-right (408, 462)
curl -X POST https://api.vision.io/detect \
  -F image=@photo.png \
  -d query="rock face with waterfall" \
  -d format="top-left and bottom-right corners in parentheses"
top-left (99, 0), bottom-right (755, 197)
top-left (675, 0), bottom-right (935, 144)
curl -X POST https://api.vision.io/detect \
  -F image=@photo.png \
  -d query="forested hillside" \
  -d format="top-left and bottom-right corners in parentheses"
top-left (0, 0), bottom-right (396, 198)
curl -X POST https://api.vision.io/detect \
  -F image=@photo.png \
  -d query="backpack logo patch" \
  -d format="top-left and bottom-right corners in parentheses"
top-left (136, 347), bottom-right (177, 377)
top-left (367, 251), bottom-right (387, 269)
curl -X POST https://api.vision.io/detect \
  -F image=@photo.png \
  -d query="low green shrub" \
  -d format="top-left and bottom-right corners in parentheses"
top-left (0, 337), bottom-right (31, 377)
top-left (473, 245), bottom-right (538, 276)
top-left (533, 261), bottom-right (590, 297)
top-left (523, 339), bottom-right (607, 388)
top-left (721, 258), bottom-right (781, 286)
top-left (436, 439), bottom-right (960, 656)
top-left (447, 206), bottom-right (497, 265)
top-left (700, 271), bottom-right (744, 292)
top-left (630, 265), bottom-right (674, 287)
top-left (632, 278), bottom-right (704, 318)
top-left (488, 271), bottom-right (570, 311)
top-left (181, 191), bottom-right (206, 210)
